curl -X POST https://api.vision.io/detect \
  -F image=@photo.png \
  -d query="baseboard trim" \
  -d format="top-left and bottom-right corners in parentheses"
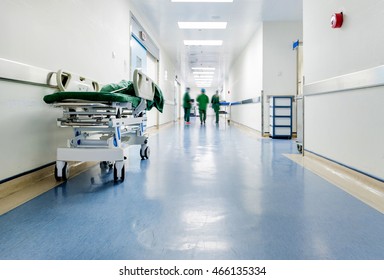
top-left (0, 161), bottom-right (97, 216)
top-left (304, 149), bottom-right (384, 183)
top-left (285, 152), bottom-right (384, 214)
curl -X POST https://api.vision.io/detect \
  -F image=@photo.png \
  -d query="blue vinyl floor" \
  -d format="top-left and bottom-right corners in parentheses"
top-left (1, 118), bottom-right (384, 260)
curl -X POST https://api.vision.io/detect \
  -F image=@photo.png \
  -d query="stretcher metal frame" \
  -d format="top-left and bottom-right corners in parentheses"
top-left (52, 69), bottom-right (155, 182)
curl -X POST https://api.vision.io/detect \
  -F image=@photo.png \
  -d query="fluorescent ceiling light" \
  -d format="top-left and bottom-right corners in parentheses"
top-left (195, 78), bottom-right (213, 81)
top-left (194, 75), bottom-right (214, 78)
top-left (172, 0), bottom-right (233, 2)
top-left (178, 22), bottom-right (227, 29)
top-left (192, 67), bottom-right (216, 70)
top-left (193, 71), bottom-right (214, 75)
top-left (184, 40), bottom-right (223, 46)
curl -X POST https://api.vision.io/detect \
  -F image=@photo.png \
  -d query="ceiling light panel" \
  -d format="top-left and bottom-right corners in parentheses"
top-left (194, 75), bottom-right (214, 78)
top-left (172, 0), bottom-right (233, 2)
top-left (193, 71), bottom-right (215, 75)
top-left (184, 40), bottom-right (223, 46)
top-left (178, 22), bottom-right (227, 29)
top-left (192, 67), bottom-right (216, 70)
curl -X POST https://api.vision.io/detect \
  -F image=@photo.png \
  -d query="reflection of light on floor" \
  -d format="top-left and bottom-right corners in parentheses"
top-left (182, 209), bottom-right (225, 230)
top-left (312, 236), bottom-right (331, 258)
top-left (169, 208), bottom-right (230, 252)
top-left (191, 146), bottom-right (217, 176)
top-left (176, 240), bottom-right (229, 251)
top-left (167, 234), bottom-right (230, 252)
top-left (241, 187), bottom-right (263, 215)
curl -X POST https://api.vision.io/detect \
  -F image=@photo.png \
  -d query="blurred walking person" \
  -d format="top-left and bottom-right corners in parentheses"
top-left (183, 87), bottom-right (192, 124)
top-left (196, 88), bottom-right (209, 125)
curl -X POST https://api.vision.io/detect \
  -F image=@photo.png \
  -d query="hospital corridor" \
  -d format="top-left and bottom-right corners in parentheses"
top-left (1, 0), bottom-right (384, 264)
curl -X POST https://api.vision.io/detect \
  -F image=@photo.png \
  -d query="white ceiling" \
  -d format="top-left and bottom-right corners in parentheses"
top-left (129, 0), bottom-right (303, 89)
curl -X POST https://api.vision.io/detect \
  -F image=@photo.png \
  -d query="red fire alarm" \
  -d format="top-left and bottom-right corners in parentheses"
top-left (331, 12), bottom-right (343, 28)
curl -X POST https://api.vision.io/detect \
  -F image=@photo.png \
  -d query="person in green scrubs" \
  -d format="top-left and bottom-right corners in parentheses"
top-left (211, 90), bottom-right (220, 124)
top-left (196, 88), bottom-right (209, 125)
top-left (183, 87), bottom-right (192, 124)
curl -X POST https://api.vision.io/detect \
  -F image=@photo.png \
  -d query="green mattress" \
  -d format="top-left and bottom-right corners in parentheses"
top-left (43, 91), bottom-right (141, 106)
top-left (43, 80), bottom-right (164, 112)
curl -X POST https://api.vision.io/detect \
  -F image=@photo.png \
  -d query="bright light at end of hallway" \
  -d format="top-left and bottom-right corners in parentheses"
top-left (172, 0), bottom-right (233, 2)
top-left (192, 67), bottom-right (216, 71)
top-left (193, 71), bottom-right (215, 75)
top-left (184, 40), bottom-right (223, 46)
top-left (194, 75), bottom-right (214, 78)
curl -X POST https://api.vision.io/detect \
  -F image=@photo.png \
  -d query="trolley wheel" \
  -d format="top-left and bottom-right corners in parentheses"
top-left (113, 163), bottom-right (125, 182)
top-left (140, 146), bottom-right (150, 160)
top-left (297, 143), bottom-right (303, 153)
top-left (100, 161), bottom-right (108, 169)
top-left (54, 162), bottom-right (69, 181)
top-left (144, 146), bottom-right (150, 159)
top-left (54, 165), bottom-right (61, 181)
top-left (62, 162), bottom-right (69, 181)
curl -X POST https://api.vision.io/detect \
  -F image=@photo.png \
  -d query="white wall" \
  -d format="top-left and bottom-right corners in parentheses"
top-left (158, 53), bottom-right (178, 126)
top-left (0, 0), bottom-right (179, 181)
top-left (263, 21), bottom-right (302, 134)
top-left (227, 21), bottom-right (302, 133)
top-left (0, 0), bottom-right (131, 84)
top-left (0, 82), bottom-right (69, 181)
top-left (228, 24), bottom-right (263, 131)
top-left (303, 0), bottom-right (384, 181)
top-left (304, 0), bottom-right (384, 84)
top-left (263, 21), bottom-right (301, 96)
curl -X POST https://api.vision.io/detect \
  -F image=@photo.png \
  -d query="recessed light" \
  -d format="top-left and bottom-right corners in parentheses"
top-left (172, 0), bottom-right (233, 2)
top-left (192, 67), bottom-right (216, 70)
top-left (184, 40), bottom-right (223, 46)
top-left (194, 75), bottom-right (214, 79)
top-left (178, 22), bottom-right (227, 29)
top-left (193, 71), bottom-right (215, 75)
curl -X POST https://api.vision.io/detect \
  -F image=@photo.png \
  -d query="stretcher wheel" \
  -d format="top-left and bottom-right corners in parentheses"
top-left (113, 163), bottom-right (125, 182)
top-left (62, 163), bottom-right (69, 180)
top-left (99, 161), bottom-right (109, 169)
top-left (54, 165), bottom-right (60, 181)
top-left (54, 162), bottom-right (69, 181)
top-left (297, 143), bottom-right (303, 153)
top-left (140, 146), bottom-right (150, 160)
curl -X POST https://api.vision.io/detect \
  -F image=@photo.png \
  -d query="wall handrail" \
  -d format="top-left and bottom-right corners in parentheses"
top-left (304, 65), bottom-right (384, 96)
top-left (221, 96), bottom-right (261, 106)
top-left (0, 58), bottom-right (58, 88)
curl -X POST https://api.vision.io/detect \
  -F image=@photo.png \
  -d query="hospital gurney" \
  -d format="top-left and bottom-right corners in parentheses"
top-left (44, 69), bottom-right (164, 182)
